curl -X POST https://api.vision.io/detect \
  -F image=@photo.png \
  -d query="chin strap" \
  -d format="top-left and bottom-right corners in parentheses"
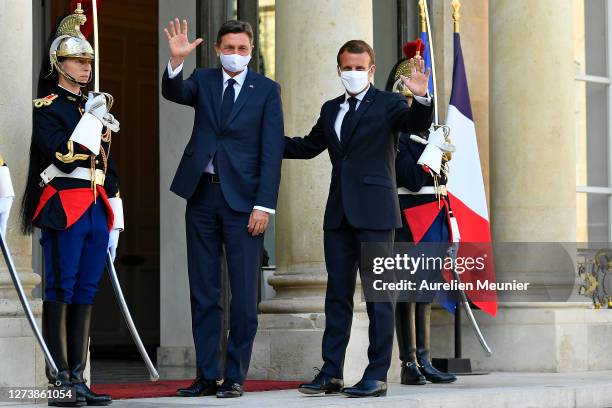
top-left (60, 70), bottom-right (91, 88)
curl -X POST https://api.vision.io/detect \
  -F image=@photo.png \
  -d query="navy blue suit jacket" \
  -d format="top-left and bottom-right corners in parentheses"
top-left (162, 67), bottom-right (284, 212)
top-left (284, 86), bottom-right (433, 230)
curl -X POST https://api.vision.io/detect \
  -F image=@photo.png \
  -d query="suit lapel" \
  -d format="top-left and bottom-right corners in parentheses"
top-left (226, 69), bottom-right (257, 125)
top-left (208, 68), bottom-right (223, 132)
top-left (341, 86), bottom-right (376, 149)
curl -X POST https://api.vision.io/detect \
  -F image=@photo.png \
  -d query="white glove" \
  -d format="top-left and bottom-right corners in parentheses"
top-left (108, 229), bottom-right (120, 261)
top-left (107, 196), bottom-right (124, 262)
top-left (0, 196), bottom-right (13, 237)
top-left (0, 166), bottom-right (15, 198)
top-left (69, 112), bottom-right (103, 155)
top-left (85, 93), bottom-right (109, 117)
top-left (410, 127), bottom-right (456, 175)
top-left (0, 166), bottom-right (14, 237)
top-left (70, 92), bottom-right (120, 155)
top-left (87, 92), bottom-right (120, 133)
top-left (108, 197), bottom-right (124, 231)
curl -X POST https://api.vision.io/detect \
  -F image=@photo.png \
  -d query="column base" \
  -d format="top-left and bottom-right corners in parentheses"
top-left (0, 298), bottom-right (47, 387)
top-left (156, 346), bottom-right (198, 380)
top-left (249, 312), bottom-right (404, 384)
top-left (250, 302), bottom-right (612, 381)
top-left (430, 302), bottom-right (612, 372)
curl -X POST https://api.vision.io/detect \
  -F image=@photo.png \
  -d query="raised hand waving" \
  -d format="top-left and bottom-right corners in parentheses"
top-left (164, 18), bottom-right (203, 68)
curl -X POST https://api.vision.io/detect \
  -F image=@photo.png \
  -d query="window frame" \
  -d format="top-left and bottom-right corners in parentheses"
top-left (575, 0), bottom-right (612, 241)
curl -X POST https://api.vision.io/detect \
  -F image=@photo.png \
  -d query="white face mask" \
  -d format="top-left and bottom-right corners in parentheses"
top-left (219, 53), bottom-right (251, 73)
top-left (340, 70), bottom-right (371, 95)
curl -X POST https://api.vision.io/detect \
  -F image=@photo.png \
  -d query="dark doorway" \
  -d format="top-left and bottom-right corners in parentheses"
top-left (50, 0), bottom-right (160, 363)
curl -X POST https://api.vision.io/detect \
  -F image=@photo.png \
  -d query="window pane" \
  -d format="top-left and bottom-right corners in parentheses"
top-left (585, 0), bottom-right (608, 77)
top-left (585, 82), bottom-right (609, 187)
top-left (259, 0), bottom-right (276, 79)
top-left (577, 192), bottom-right (609, 242)
top-left (373, 0), bottom-right (398, 87)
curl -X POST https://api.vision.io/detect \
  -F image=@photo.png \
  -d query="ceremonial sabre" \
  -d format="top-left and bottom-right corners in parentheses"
top-left (107, 252), bottom-right (159, 381)
top-left (0, 232), bottom-right (59, 378)
top-left (87, 1), bottom-right (119, 131)
top-left (446, 242), bottom-right (492, 355)
top-left (420, 0), bottom-right (439, 125)
top-left (92, 0), bottom-right (100, 92)
top-left (419, 0), bottom-right (492, 355)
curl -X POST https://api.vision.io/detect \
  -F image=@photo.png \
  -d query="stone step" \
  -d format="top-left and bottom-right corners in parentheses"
top-left (4, 371), bottom-right (612, 407)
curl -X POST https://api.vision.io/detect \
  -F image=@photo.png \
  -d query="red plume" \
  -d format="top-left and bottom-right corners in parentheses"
top-left (402, 39), bottom-right (424, 60)
top-left (69, 0), bottom-right (102, 39)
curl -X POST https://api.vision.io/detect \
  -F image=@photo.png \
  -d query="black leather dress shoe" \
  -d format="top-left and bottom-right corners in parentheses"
top-left (176, 378), bottom-right (218, 397)
top-left (419, 362), bottom-right (457, 383)
top-left (216, 381), bottom-right (243, 398)
top-left (298, 372), bottom-right (344, 395)
top-left (341, 379), bottom-right (387, 397)
top-left (73, 382), bottom-right (111, 406)
top-left (401, 362), bottom-right (426, 385)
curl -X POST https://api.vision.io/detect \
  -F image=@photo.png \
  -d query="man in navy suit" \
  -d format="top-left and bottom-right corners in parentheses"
top-left (161, 18), bottom-right (284, 399)
top-left (286, 40), bottom-right (433, 398)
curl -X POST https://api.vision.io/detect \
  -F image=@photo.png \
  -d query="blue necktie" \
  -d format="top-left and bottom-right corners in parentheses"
top-left (214, 78), bottom-right (236, 175)
top-left (221, 78), bottom-right (236, 128)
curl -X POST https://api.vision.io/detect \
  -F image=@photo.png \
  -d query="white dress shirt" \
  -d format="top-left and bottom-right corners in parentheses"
top-left (334, 84), bottom-right (432, 140)
top-left (167, 61), bottom-right (274, 214)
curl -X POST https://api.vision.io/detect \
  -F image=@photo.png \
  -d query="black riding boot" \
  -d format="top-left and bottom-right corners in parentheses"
top-left (395, 302), bottom-right (426, 385)
top-left (67, 304), bottom-right (112, 406)
top-left (415, 302), bottom-right (457, 383)
top-left (43, 301), bottom-right (85, 407)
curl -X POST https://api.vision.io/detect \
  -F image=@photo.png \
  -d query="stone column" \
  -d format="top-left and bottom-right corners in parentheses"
top-left (428, 0), bottom-right (612, 373)
top-left (156, 0), bottom-right (198, 379)
top-left (490, 0), bottom-right (575, 242)
top-left (252, 0), bottom-right (376, 383)
top-left (0, 0), bottom-right (45, 387)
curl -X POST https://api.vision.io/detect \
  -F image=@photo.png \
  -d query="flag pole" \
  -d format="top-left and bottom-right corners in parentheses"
top-left (452, 0), bottom-right (461, 33)
top-left (451, 0), bottom-right (462, 361)
top-left (419, 0), bottom-right (438, 125)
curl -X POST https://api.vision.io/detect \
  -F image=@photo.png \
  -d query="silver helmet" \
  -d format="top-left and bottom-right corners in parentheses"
top-left (48, 3), bottom-right (94, 87)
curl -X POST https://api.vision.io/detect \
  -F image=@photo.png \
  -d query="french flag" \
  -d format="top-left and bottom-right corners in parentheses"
top-left (445, 32), bottom-right (498, 317)
top-left (419, 31), bottom-right (434, 95)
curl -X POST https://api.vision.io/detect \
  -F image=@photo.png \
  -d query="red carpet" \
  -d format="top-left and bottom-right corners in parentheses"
top-left (91, 379), bottom-right (303, 400)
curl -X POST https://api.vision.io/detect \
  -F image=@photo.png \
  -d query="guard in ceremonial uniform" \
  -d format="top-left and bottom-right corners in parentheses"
top-left (386, 40), bottom-right (457, 386)
top-left (21, 5), bottom-right (122, 406)
top-left (0, 154), bottom-right (15, 237)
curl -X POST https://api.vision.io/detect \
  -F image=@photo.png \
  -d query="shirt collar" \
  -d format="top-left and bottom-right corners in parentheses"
top-left (222, 67), bottom-right (248, 87)
top-left (57, 83), bottom-right (82, 97)
top-left (344, 84), bottom-right (370, 103)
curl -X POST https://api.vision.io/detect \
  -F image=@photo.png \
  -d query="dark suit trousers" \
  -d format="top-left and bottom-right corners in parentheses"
top-left (185, 176), bottom-right (263, 383)
top-left (321, 218), bottom-right (395, 381)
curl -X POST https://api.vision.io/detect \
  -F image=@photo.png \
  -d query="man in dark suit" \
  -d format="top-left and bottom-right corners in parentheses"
top-left (286, 40), bottom-right (433, 398)
top-left (161, 18), bottom-right (284, 399)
